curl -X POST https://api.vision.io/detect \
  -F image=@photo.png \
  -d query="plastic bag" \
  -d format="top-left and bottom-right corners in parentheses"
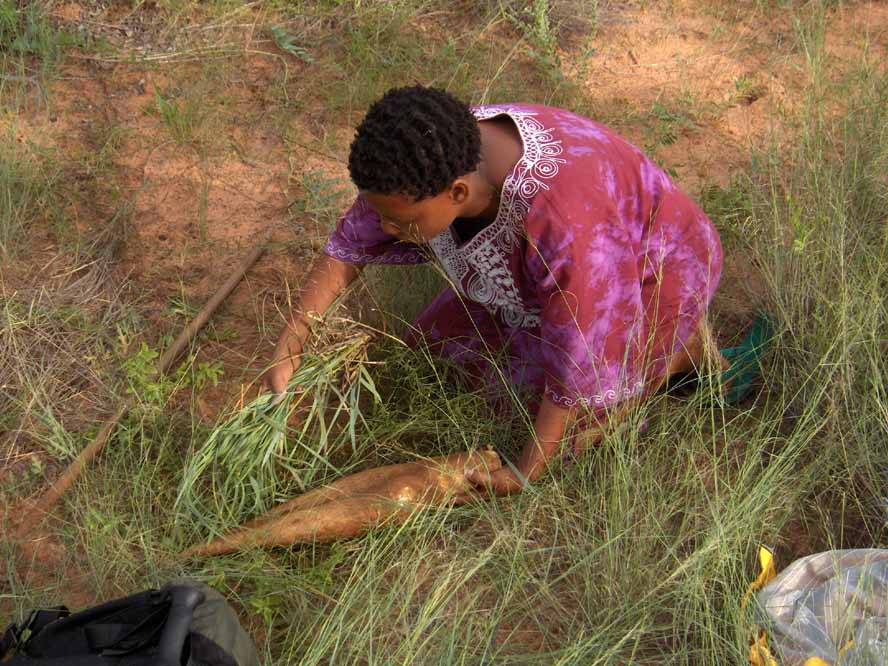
top-left (755, 549), bottom-right (888, 666)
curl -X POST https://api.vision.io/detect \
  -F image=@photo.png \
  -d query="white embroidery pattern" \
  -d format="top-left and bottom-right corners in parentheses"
top-left (428, 106), bottom-right (566, 329)
top-left (545, 381), bottom-right (646, 408)
top-left (325, 243), bottom-right (428, 265)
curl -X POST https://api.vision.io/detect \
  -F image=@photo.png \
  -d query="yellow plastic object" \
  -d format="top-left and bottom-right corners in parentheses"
top-left (750, 632), bottom-right (778, 666)
top-left (747, 546), bottom-right (779, 666)
top-left (803, 658), bottom-right (830, 666)
top-left (743, 546), bottom-right (777, 608)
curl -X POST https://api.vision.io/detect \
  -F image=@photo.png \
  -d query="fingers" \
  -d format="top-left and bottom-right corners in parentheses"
top-left (465, 467), bottom-right (523, 496)
top-left (260, 368), bottom-right (282, 395)
top-left (270, 370), bottom-right (289, 396)
top-left (465, 468), bottom-right (492, 487)
top-left (260, 350), bottom-right (301, 396)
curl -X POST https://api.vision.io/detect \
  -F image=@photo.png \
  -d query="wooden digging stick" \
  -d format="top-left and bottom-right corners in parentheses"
top-left (16, 243), bottom-right (267, 536)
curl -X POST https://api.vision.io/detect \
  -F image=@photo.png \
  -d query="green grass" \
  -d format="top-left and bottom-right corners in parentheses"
top-left (0, 0), bottom-right (72, 66)
top-left (0, 257), bottom-right (123, 506)
top-left (0, 129), bottom-right (60, 256)
top-left (175, 331), bottom-right (379, 531)
top-left (2, 0), bottom-right (887, 664)
top-left (266, 0), bottom-right (595, 130)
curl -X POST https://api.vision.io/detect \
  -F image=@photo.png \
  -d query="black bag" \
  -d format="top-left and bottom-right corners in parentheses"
top-left (0, 580), bottom-right (260, 666)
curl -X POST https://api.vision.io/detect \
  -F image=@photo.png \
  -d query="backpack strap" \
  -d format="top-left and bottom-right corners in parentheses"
top-left (0, 606), bottom-right (70, 658)
top-left (23, 608), bottom-right (71, 637)
top-left (1, 622), bottom-right (19, 659)
top-left (156, 585), bottom-right (205, 666)
top-left (84, 605), bottom-right (169, 656)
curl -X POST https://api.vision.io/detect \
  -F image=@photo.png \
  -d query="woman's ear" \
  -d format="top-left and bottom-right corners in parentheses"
top-left (449, 178), bottom-right (470, 205)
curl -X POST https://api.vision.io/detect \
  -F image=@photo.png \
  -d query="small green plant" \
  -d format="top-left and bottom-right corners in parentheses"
top-left (0, 130), bottom-right (59, 256)
top-left (33, 405), bottom-right (80, 459)
top-left (731, 73), bottom-right (767, 105)
top-left (191, 361), bottom-right (224, 391)
top-left (0, 1), bottom-right (17, 48)
top-left (526, 0), bottom-right (558, 65)
top-left (0, 0), bottom-right (74, 65)
top-left (288, 169), bottom-right (350, 233)
top-left (700, 180), bottom-right (756, 242)
top-left (505, 0), bottom-right (562, 80)
top-left (270, 25), bottom-right (314, 63)
top-left (123, 342), bottom-right (168, 406)
top-left (152, 88), bottom-right (205, 146)
top-left (650, 99), bottom-right (697, 145)
top-left (733, 73), bottom-right (752, 94)
top-left (121, 341), bottom-right (224, 407)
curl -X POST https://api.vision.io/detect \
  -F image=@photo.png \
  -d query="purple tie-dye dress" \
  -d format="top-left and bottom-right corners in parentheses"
top-left (324, 104), bottom-right (722, 414)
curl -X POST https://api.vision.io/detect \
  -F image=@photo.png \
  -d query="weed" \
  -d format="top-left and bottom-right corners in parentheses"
top-left (643, 97), bottom-right (700, 153)
top-left (0, 258), bottom-right (124, 514)
top-left (270, 25), bottom-right (314, 63)
top-left (151, 87), bottom-right (206, 146)
top-left (0, 0), bottom-right (75, 68)
top-left (0, 129), bottom-right (59, 256)
top-left (287, 169), bottom-right (351, 237)
top-left (700, 180), bottom-right (757, 244)
top-left (509, 0), bottom-right (560, 68)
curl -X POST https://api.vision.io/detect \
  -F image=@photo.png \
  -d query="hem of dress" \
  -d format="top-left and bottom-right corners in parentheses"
top-left (544, 381), bottom-right (646, 409)
top-left (323, 244), bottom-right (429, 265)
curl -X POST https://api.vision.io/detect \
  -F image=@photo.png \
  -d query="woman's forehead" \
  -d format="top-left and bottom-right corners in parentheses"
top-left (363, 190), bottom-right (433, 216)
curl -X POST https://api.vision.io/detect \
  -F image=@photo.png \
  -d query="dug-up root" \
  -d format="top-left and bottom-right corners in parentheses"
top-left (181, 450), bottom-right (501, 558)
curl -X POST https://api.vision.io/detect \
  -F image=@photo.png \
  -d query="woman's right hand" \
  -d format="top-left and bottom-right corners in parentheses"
top-left (259, 255), bottom-right (363, 397)
top-left (262, 324), bottom-right (308, 396)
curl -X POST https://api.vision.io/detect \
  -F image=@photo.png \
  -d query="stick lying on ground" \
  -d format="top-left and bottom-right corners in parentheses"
top-left (181, 450), bottom-right (501, 557)
top-left (15, 244), bottom-right (267, 538)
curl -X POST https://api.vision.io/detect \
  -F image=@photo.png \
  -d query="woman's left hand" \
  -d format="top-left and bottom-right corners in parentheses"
top-left (465, 464), bottom-right (528, 496)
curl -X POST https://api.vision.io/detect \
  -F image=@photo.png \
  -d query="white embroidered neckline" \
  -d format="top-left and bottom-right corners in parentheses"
top-left (428, 105), bottom-right (566, 329)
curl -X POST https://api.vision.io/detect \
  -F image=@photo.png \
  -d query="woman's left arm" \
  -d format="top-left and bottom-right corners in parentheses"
top-left (466, 396), bottom-right (573, 495)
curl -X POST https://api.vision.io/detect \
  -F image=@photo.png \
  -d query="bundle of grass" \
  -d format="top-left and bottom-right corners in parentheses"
top-left (175, 321), bottom-right (380, 531)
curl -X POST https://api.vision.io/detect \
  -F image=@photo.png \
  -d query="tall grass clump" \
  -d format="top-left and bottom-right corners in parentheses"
top-left (0, 257), bottom-right (124, 519)
top-left (0, 130), bottom-right (59, 256)
top-left (0, 0), bottom-right (72, 67)
top-left (747, 15), bottom-right (888, 540)
top-left (175, 326), bottom-right (380, 533)
top-left (644, 14), bottom-right (888, 662)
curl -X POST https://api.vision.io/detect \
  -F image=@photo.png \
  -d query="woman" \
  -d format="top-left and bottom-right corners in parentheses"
top-left (262, 85), bottom-right (725, 495)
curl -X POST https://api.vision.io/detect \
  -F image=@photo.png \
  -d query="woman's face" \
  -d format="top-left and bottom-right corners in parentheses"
top-left (361, 185), bottom-right (467, 243)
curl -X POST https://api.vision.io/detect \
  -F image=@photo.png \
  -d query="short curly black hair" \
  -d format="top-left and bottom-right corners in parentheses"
top-left (348, 86), bottom-right (482, 200)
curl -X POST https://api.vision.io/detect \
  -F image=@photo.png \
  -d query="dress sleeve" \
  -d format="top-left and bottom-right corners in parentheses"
top-left (323, 195), bottom-right (429, 265)
top-left (525, 200), bottom-right (647, 411)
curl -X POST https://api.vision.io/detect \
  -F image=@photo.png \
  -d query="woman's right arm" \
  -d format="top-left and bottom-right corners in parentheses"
top-left (262, 253), bottom-right (364, 394)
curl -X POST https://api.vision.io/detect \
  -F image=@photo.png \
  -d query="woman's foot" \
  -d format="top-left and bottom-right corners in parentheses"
top-left (664, 312), bottom-right (774, 405)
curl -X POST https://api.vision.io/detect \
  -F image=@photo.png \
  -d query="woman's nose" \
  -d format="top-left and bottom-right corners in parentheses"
top-left (381, 220), bottom-right (401, 237)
